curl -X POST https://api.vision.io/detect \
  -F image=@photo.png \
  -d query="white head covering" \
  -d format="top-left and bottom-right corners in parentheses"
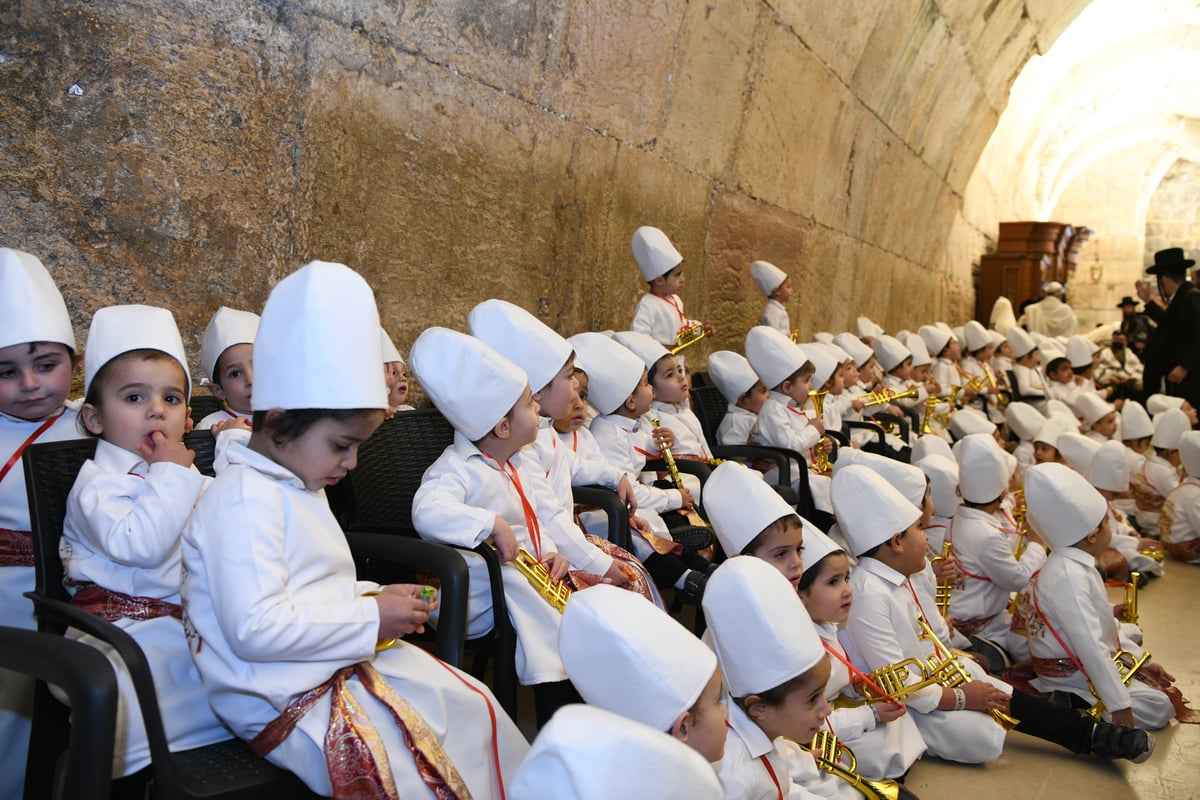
top-left (832, 465), bottom-right (921, 556)
top-left (1033, 416), bottom-right (1072, 449)
top-left (990, 296), bottom-right (1017, 335)
top-left (631, 226), bottom-right (683, 282)
top-left (962, 320), bottom-right (990, 353)
top-left (379, 328), bottom-right (403, 364)
top-left (703, 557), bottom-right (824, 697)
top-left (1057, 433), bottom-right (1100, 473)
top-left (855, 316), bottom-right (884, 339)
top-left (1006, 326), bottom-right (1036, 359)
top-left (814, 331), bottom-right (835, 344)
top-left (468, 299), bottom-right (572, 394)
top-left (947, 408), bottom-right (996, 441)
top-left (1039, 340), bottom-right (1066, 363)
top-left (1073, 393), bottom-right (1115, 427)
top-left (833, 449), bottom-right (926, 509)
top-left (411, 327), bottom-right (526, 441)
top-left (84, 305), bottom-right (190, 398)
top-left (508, 705), bottom-right (722, 800)
top-left (1146, 394), bottom-right (1185, 415)
top-left (750, 260), bottom-right (787, 296)
top-left (833, 332), bottom-right (873, 367)
top-left (560, 585), bottom-right (716, 732)
top-left (612, 330), bottom-right (672, 372)
top-left (569, 332), bottom-right (646, 416)
top-left (0, 248), bottom-right (75, 352)
top-left (1180, 431), bottom-right (1200, 479)
top-left (918, 324), bottom-right (950, 357)
top-left (708, 350), bottom-right (759, 404)
top-left (871, 334), bottom-right (910, 372)
top-left (1087, 440), bottom-right (1130, 493)
top-left (1120, 401), bottom-right (1154, 440)
top-left (200, 307), bottom-right (259, 383)
top-left (989, 329), bottom-right (1006, 348)
top-left (1066, 336), bottom-right (1093, 369)
top-left (805, 342), bottom-right (839, 389)
top-left (952, 326), bottom-right (966, 347)
top-left (918, 455), bottom-right (960, 519)
top-left (706, 462), bottom-right (798, 555)
top-left (1151, 408), bottom-right (1190, 450)
top-left (1024, 463), bottom-right (1107, 549)
top-left (956, 434), bottom-right (1014, 503)
top-left (900, 332), bottom-right (932, 368)
top-left (745, 326), bottom-right (810, 390)
top-left (1045, 281), bottom-right (1065, 296)
top-left (910, 434), bottom-right (954, 463)
top-left (1004, 402), bottom-right (1044, 441)
top-left (253, 262), bottom-right (386, 412)
top-left (801, 526), bottom-right (844, 573)
top-left (1044, 399), bottom-right (1079, 428)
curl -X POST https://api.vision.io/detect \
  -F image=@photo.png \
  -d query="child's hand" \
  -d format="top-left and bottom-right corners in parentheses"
top-left (851, 399), bottom-right (865, 412)
top-left (1110, 708), bottom-right (1135, 728)
top-left (374, 587), bottom-right (435, 638)
top-left (702, 322), bottom-right (717, 337)
top-left (137, 431), bottom-right (195, 468)
top-left (876, 701), bottom-right (907, 723)
top-left (629, 514), bottom-right (652, 535)
top-left (210, 417), bottom-right (251, 435)
top-left (677, 487), bottom-right (696, 511)
top-left (932, 553), bottom-right (960, 585)
top-left (615, 475), bottom-right (638, 515)
top-left (819, 438), bottom-right (834, 454)
top-left (1141, 661), bottom-right (1174, 688)
top-left (962, 680), bottom-right (1009, 713)
top-left (540, 552), bottom-right (570, 582)
top-left (653, 427), bottom-right (675, 451)
top-left (751, 458), bottom-right (775, 473)
top-left (885, 404), bottom-right (902, 416)
top-left (603, 561), bottom-right (631, 587)
top-left (810, 416), bottom-right (826, 435)
top-left (491, 517), bottom-right (519, 563)
top-left (962, 385), bottom-right (979, 401)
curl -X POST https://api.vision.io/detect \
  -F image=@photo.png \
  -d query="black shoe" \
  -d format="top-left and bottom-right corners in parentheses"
top-left (1090, 721), bottom-right (1154, 763)
top-left (670, 525), bottom-right (715, 552)
top-left (680, 569), bottom-right (708, 604)
top-left (966, 635), bottom-right (1011, 676)
top-left (897, 787), bottom-right (922, 800)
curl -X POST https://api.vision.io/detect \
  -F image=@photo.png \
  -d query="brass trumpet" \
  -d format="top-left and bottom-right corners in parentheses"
top-left (650, 418), bottom-right (710, 529)
top-left (809, 389), bottom-right (834, 475)
top-left (921, 394), bottom-right (937, 435)
top-left (802, 731), bottom-right (901, 800)
top-left (669, 323), bottom-right (706, 355)
top-left (860, 385), bottom-right (920, 409)
top-left (1085, 650), bottom-right (1151, 721)
top-left (507, 546), bottom-right (572, 613)
top-left (931, 541), bottom-right (954, 618)
top-left (915, 615), bottom-right (1020, 730)
top-left (1120, 572), bottom-right (1140, 625)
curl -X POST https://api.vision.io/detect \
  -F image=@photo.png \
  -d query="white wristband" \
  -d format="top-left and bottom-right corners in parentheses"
top-left (953, 687), bottom-right (967, 711)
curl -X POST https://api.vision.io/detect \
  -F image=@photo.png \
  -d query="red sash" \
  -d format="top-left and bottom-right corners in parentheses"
top-left (71, 585), bottom-right (183, 622)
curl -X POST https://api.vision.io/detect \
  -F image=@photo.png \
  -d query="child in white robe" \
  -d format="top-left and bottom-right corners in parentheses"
top-left (1086, 441), bottom-right (1166, 578)
top-left (629, 226), bottom-right (714, 349)
top-left (64, 305), bottom-right (233, 776)
top-left (182, 261), bottom-right (526, 797)
top-left (196, 306), bottom-right (258, 430)
top-left (1161, 431), bottom-right (1200, 563)
top-left (708, 350), bottom-right (766, 448)
top-left (1133, 408), bottom-right (1188, 532)
top-left (380, 328), bottom-right (415, 416)
top-left (0, 248), bottom-right (86, 798)
top-left (750, 260), bottom-right (792, 335)
top-left (1007, 327), bottom-right (1047, 411)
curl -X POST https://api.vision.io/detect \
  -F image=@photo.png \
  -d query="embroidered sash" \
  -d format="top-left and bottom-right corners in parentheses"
top-left (0, 528), bottom-right (34, 568)
top-left (71, 585), bottom-right (183, 622)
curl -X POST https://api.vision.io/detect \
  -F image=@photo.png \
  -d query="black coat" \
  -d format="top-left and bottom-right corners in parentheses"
top-left (1142, 281), bottom-right (1200, 408)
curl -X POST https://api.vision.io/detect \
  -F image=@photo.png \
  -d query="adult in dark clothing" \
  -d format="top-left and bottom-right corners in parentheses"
top-left (1136, 248), bottom-right (1200, 411)
top-left (1116, 295), bottom-right (1155, 360)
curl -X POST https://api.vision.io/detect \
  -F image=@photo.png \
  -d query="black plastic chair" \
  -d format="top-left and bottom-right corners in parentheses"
top-left (21, 438), bottom-right (318, 800)
top-left (688, 386), bottom-right (797, 505)
top-left (3, 626), bottom-right (118, 800)
top-left (183, 430), bottom-right (218, 477)
top-left (188, 393), bottom-right (223, 429)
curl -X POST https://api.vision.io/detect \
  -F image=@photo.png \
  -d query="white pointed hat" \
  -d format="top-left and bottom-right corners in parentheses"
top-left (918, 324), bottom-right (951, 357)
top-left (911, 434), bottom-right (954, 463)
top-left (956, 433), bottom-right (1015, 503)
top-left (833, 449), bottom-right (926, 509)
top-left (952, 326), bottom-right (966, 347)
top-left (631, 226), bottom-right (683, 282)
top-left (253, 261), bottom-right (386, 411)
top-left (411, 327), bottom-right (526, 440)
top-left (708, 350), bottom-right (759, 404)
top-left (612, 330), bottom-right (672, 372)
top-left (1024, 463), bottom-right (1108, 549)
top-left (1073, 393), bottom-right (1115, 427)
top-left (947, 408), bottom-right (996, 441)
top-left (745, 326), bottom-right (809, 390)
top-left (800, 525), bottom-right (844, 573)
top-left (1151, 408), bottom-right (1190, 450)
top-left (1087, 440), bottom-right (1130, 493)
top-left (1033, 416), bottom-right (1073, 449)
top-left (1056, 433), bottom-right (1100, 473)
top-left (469, 299), bottom-right (572, 394)
top-left (1066, 336), bottom-right (1093, 369)
top-left (871, 334), bottom-right (910, 372)
top-left (1180, 431), bottom-right (1200, 479)
top-left (989, 329), bottom-right (1006, 348)
top-left (855, 316), bottom-right (884, 339)
top-left (0, 248), bottom-right (75, 352)
top-left (200, 306), bottom-right (259, 383)
top-left (805, 341), bottom-right (839, 389)
top-left (560, 584), bottom-right (717, 732)
top-left (569, 332), bottom-right (644, 416)
top-left (1044, 399), bottom-right (1080, 429)
top-left (833, 332), bottom-right (873, 367)
top-left (379, 328), bottom-right (403, 364)
top-left (1146, 394), bottom-right (1185, 416)
top-left (84, 305), bottom-right (190, 397)
top-left (508, 705), bottom-right (723, 800)
top-left (901, 331), bottom-right (932, 367)
top-left (750, 260), bottom-right (787, 296)
top-left (705, 461), bottom-right (797, 555)
top-left (1006, 326), bottom-right (1036, 359)
top-left (832, 464), bottom-right (921, 556)
top-left (1120, 401), bottom-right (1154, 440)
top-left (814, 331), bottom-right (835, 344)
top-left (1005, 402), bottom-right (1045, 441)
top-left (918, 454), bottom-right (960, 518)
top-left (703, 557), bottom-right (824, 697)
top-left (963, 320), bottom-right (990, 352)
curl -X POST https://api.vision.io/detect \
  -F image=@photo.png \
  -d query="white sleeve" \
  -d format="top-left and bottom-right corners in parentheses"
top-left (411, 457), bottom-right (496, 548)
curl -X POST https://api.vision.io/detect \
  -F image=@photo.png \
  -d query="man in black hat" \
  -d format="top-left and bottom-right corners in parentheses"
top-left (1116, 295), bottom-right (1154, 359)
top-left (1136, 247), bottom-right (1200, 409)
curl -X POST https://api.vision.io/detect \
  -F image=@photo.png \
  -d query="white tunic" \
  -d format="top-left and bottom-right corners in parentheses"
top-left (651, 400), bottom-right (713, 460)
top-left (589, 413), bottom-right (683, 516)
top-left (631, 292), bottom-right (698, 347)
top-left (1011, 364), bottom-right (1047, 410)
top-left (930, 359), bottom-right (960, 395)
top-left (1133, 453), bottom-right (1180, 531)
top-left (1163, 477), bottom-right (1200, 554)
top-left (62, 438), bottom-right (231, 776)
top-left (756, 393), bottom-right (829, 511)
top-left (1027, 548), bottom-right (1173, 730)
top-left (947, 506), bottom-right (1045, 644)
top-left (718, 404), bottom-right (761, 447)
top-left (760, 299), bottom-right (790, 335)
top-left (0, 405), bottom-right (83, 798)
top-left (181, 442), bottom-right (528, 796)
top-left (842, 558), bottom-right (1008, 764)
top-left (412, 433), bottom-right (568, 684)
top-left (1106, 507), bottom-right (1164, 577)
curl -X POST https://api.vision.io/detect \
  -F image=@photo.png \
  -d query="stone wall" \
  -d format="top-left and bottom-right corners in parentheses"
top-left (1, 0), bottom-right (1062, 378)
top-left (1144, 159), bottom-right (1200, 265)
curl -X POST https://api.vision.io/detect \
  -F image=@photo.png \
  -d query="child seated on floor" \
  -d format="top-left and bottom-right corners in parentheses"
top-left (1075, 393), bottom-right (1118, 444)
top-left (1085, 441), bottom-right (1165, 578)
top-left (1045, 356), bottom-right (1083, 407)
top-left (1132, 408), bottom-right (1188, 533)
top-left (181, 262), bottom-right (527, 796)
top-left (196, 306), bottom-right (258, 430)
top-left (1116, 400), bottom-right (1155, 525)
top-left (1160, 431), bottom-right (1200, 563)
top-left (64, 304), bottom-right (233, 776)
top-left (1023, 463), bottom-right (1174, 732)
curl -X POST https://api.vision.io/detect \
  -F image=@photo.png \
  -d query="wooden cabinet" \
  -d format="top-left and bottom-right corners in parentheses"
top-left (974, 222), bottom-right (1091, 323)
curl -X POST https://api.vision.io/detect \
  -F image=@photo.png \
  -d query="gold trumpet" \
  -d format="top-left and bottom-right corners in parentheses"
top-left (931, 541), bottom-right (954, 618)
top-left (1085, 650), bottom-right (1151, 721)
top-left (808, 389), bottom-right (834, 475)
top-left (506, 546), bottom-right (572, 613)
top-left (802, 731), bottom-right (900, 800)
top-left (1011, 488), bottom-right (1029, 559)
top-left (915, 614), bottom-right (1020, 730)
top-left (1120, 572), bottom-right (1140, 625)
top-left (921, 394), bottom-right (937, 435)
top-left (669, 323), bottom-right (706, 355)
top-left (650, 418), bottom-right (710, 529)
top-left (860, 385), bottom-right (920, 409)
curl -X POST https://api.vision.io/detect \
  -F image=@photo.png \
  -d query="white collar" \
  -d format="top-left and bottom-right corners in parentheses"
top-left (723, 696), bottom-right (775, 760)
top-left (855, 556), bottom-right (907, 587)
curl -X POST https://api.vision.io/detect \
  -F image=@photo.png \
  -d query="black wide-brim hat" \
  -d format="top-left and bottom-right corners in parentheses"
top-left (1146, 247), bottom-right (1196, 276)
top-left (1116, 296), bottom-right (1139, 308)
